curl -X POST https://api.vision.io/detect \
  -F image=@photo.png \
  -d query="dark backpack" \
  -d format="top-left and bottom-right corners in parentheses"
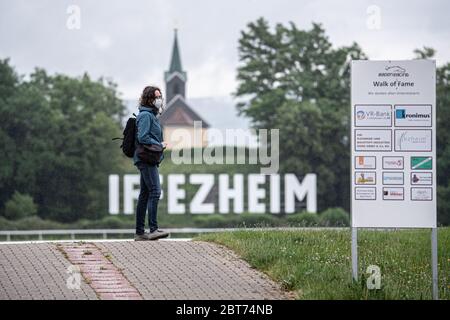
top-left (112, 113), bottom-right (138, 158)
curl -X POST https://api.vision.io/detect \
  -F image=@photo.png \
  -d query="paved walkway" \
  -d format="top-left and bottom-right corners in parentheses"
top-left (0, 240), bottom-right (291, 300)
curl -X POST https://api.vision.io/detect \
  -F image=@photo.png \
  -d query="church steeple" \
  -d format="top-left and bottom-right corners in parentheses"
top-left (165, 29), bottom-right (187, 104)
top-left (169, 29), bottom-right (182, 73)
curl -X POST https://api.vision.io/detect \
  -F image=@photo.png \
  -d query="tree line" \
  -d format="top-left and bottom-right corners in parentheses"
top-left (234, 18), bottom-right (450, 225)
top-left (1, 18), bottom-right (449, 225)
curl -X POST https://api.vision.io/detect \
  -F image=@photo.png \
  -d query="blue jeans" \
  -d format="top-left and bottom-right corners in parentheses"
top-left (135, 162), bottom-right (161, 234)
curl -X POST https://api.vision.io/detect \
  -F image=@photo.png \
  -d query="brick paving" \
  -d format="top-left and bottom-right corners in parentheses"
top-left (0, 240), bottom-right (291, 300)
top-left (0, 243), bottom-right (97, 300)
top-left (96, 241), bottom-right (290, 300)
top-left (60, 243), bottom-right (141, 300)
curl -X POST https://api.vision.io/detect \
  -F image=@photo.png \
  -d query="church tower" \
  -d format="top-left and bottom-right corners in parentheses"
top-left (164, 29), bottom-right (187, 104)
top-left (159, 29), bottom-right (209, 149)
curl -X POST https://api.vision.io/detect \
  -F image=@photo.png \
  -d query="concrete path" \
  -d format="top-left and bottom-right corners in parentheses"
top-left (0, 240), bottom-right (291, 300)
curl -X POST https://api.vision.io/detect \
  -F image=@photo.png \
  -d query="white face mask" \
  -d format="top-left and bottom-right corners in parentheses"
top-left (154, 98), bottom-right (164, 113)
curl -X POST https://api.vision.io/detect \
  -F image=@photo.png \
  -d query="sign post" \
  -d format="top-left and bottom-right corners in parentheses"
top-left (350, 60), bottom-right (437, 299)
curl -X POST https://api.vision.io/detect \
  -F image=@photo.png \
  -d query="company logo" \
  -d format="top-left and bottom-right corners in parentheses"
top-left (383, 187), bottom-right (404, 200)
top-left (363, 110), bottom-right (390, 119)
top-left (356, 173), bottom-right (375, 184)
top-left (395, 109), bottom-right (405, 119)
top-left (394, 105), bottom-right (432, 127)
top-left (383, 157), bottom-right (404, 170)
top-left (357, 110), bottom-right (366, 120)
top-left (395, 130), bottom-right (431, 152)
top-left (355, 105), bottom-right (392, 127)
top-left (395, 110), bottom-right (430, 119)
top-left (411, 172), bottom-right (432, 185)
top-left (411, 187), bottom-right (432, 201)
top-left (378, 65), bottom-right (409, 77)
top-left (355, 187), bottom-right (376, 200)
top-left (399, 132), bottom-right (426, 148)
top-left (355, 156), bottom-right (376, 169)
top-left (385, 191), bottom-right (402, 196)
top-left (411, 156), bottom-right (432, 170)
top-left (382, 172), bottom-right (403, 185)
top-left (386, 160), bottom-right (402, 167)
top-left (355, 172), bottom-right (376, 185)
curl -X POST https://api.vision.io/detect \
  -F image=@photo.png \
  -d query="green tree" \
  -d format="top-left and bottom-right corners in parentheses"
top-left (414, 48), bottom-right (450, 225)
top-left (234, 19), bottom-right (450, 224)
top-left (3, 191), bottom-right (38, 220)
top-left (0, 59), bottom-right (126, 222)
top-left (234, 18), bottom-right (366, 211)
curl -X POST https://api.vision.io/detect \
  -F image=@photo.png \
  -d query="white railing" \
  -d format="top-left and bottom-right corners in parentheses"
top-left (0, 227), bottom-right (343, 242)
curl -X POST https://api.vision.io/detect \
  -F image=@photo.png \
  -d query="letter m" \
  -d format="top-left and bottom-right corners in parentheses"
top-left (284, 174), bottom-right (317, 213)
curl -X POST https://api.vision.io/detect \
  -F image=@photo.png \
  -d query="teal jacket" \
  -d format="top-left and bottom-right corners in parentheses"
top-left (133, 105), bottom-right (164, 166)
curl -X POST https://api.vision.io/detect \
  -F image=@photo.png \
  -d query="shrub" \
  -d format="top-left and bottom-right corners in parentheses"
top-left (286, 212), bottom-right (320, 227)
top-left (12, 216), bottom-right (65, 230)
top-left (3, 191), bottom-right (38, 220)
top-left (0, 216), bottom-right (15, 230)
top-left (101, 215), bottom-right (133, 228)
top-left (77, 215), bottom-right (134, 229)
top-left (193, 215), bottom-right (233, 228)
top-left (319, 207), bottom-right (349, 227)
top-left (239, 214), bottom-right (280, 228)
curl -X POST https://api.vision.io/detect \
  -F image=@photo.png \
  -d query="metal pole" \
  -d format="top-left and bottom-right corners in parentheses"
top-left (431, 228), bottom-right (438, 300)
top-left (351, 227), bottom-right (358, 281)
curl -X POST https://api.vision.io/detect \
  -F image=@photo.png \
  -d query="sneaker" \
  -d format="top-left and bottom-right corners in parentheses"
top-left (134, 232), bottom-right (151, 241)
top-left (149, 229), bottom-right (170, 240)
top-left (156, 229), bottom-right (170, 239)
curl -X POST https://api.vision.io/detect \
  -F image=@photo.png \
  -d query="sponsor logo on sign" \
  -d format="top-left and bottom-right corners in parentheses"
top-left (394, 105), bottom-right (431, 127)
top-left (383, 187), bottom-right (404, 200)
top-left (378, 65), bottom-right (409, 77)
top-left (382, 172), bottom-right (404, 185)
top-left (411, 187), bottom-right (432, 201)
top-left (411, 172), bottom-right (432, 185)
top-left (355, 187), bottom-right (376, 200)
top-left (355, 156), bottom-right (376, 169)
top-left (355, 105), bottom-right (392, 127)
top-left (382, 156), bottom-right (404, 170)
top-left (355, 130), bottom-right (392, 152)
top-left (355, 172), bottom-right (376, 185)
top-left (394, 130), bottom-right (432, 152)
top-left (356, 110), bottom-right (365, 120)
top-left (411, 156), bottom-right (432, 170)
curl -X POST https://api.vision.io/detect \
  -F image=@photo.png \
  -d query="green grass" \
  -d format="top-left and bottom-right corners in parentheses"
top-left (196, 228), bottom-right (450, 300)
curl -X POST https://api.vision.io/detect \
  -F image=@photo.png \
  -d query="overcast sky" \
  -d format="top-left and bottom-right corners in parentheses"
top-left (1, 0), bottom-right (449, 100)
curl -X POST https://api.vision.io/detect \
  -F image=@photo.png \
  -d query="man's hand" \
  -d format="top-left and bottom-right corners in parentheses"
top-left (162, 141), bottom-right (168, 149)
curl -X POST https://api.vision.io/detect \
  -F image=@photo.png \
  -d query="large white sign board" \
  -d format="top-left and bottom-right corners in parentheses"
top-left (351, 60), bottom-right (436, 228)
